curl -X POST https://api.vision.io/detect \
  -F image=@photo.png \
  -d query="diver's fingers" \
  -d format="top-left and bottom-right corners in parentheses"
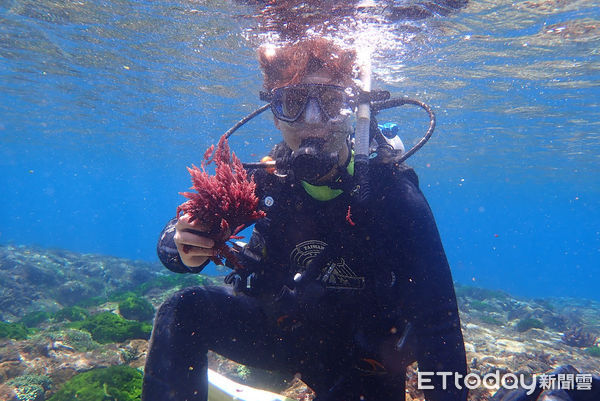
top-left (174, 230), bottom-right (215, 249)
top-left (181, 255), bottom-right (210, 268)
top-left (177, 244), bottom-right (215, 257)
top-left (176, 214), bottom-right (211, 232)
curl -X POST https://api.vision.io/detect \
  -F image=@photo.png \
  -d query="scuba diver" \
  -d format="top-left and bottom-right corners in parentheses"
top-left (142, 37), bottom-right (468, 401)
top-left (141, 35), bottom-right (600, 401)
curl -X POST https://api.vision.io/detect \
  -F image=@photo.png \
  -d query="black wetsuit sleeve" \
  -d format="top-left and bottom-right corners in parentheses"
top-left (156, 218), bottom-right (209, 274)
top-left (384, 172), bottom-right (467, 401)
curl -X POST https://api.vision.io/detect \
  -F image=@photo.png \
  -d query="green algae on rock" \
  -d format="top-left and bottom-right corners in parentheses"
top-left (454, 283), bottom-right (509, 301)
top-left (118, 296), bottom-right (155, 322)
top-left (469, 300), bottom-right (497, 312)
top-left (54, 306), bottom-right (90, 323)
top-left (70, 312), bottom-right (151, 344)
top-left (585, 346), bottom-right (600, 358)
top-left (478, 314), bottom-right (504, 326)
top-left (20, 311), bottom-right (52, 328)
top-left (0, 321), bottom-right (31, 340)
top-left (516, 318), bottom-right (546, 332)
top-left (136, 273), bottom-right (213, 294)
top-left (47, 365), bottom-right (142, 401)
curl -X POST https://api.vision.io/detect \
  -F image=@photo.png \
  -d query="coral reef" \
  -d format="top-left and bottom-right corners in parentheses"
top-left (119, 339), bottom-right (148, 367)
top-left (2, 246), bottom-right (600, 401)
top-left (0, 245), bottom-right (163, 321)
top-left (562, 327), bottom-right (597, 348)
top-left (176, 135), bottom-right (266, 267)
top-left (55, 329), bottom-right (100, 352)
top-left (7, 375), bottom-right (52, 401)
top-left (46, 365), bottom-right (142, 401)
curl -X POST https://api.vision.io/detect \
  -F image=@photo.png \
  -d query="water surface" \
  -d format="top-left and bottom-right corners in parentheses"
top-left (1, 0), bottom-right (598, 299)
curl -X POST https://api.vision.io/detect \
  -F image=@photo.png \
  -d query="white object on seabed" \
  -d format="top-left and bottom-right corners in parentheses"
top-left (208, 369), bottom-right (296, 401)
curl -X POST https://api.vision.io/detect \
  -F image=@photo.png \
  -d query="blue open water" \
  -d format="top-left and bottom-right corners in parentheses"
top-left (1, 0), bottom-right (599, 300)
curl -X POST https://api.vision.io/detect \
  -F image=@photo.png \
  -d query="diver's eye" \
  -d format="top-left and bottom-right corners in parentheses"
top-left (319, 88), bottom-right (347, 118)
top-left (281, 88), bottom-right (308, 119)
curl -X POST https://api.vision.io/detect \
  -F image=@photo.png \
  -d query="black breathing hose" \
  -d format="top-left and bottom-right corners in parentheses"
top-left (224, 104), bottom-right (271, 140)
top-left (371, 97), bottom-right (436, 164)
top-left (233, 97), bottom-right (435, 170)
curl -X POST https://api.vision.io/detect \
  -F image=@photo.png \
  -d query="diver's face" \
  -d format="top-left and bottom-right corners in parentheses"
top-left (274, 70), bottom-right (353, 154)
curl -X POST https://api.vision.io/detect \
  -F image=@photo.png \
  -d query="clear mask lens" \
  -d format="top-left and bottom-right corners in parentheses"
top-left (271, 84), bottom-right (355, 123)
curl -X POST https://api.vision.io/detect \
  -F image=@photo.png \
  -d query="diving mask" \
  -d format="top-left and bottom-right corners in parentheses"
top-left (260, 84), bottom-right (356, 123)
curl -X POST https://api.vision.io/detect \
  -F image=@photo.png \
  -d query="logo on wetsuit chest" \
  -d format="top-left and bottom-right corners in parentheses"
top-left (290, 240), bottom-right (365, 290)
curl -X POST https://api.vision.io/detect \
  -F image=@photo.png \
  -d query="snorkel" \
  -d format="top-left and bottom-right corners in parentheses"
top-left (353, 49), bottom-right (373, 205)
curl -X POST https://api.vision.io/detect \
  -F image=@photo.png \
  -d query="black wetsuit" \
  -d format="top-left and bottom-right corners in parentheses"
top-left (142, 144), bottom-right (468, 401)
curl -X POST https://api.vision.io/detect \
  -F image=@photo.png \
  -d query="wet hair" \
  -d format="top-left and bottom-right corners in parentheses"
top-left (258, 38), bottom-right (356, 91)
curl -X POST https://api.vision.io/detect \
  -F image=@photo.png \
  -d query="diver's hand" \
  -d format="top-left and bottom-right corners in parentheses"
top-left (174, 214), bottom-right (217, 268)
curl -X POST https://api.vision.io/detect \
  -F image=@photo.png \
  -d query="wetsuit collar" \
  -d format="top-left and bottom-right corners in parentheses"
top-left (301, 151), bottom-right (355, 201)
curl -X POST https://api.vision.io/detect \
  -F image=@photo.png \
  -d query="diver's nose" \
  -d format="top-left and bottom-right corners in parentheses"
top-left (302, 98), bottom-right (324, 124)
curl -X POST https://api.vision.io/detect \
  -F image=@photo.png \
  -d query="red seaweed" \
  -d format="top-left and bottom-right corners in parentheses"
top-left (176, 134), bottom-right (266, 268)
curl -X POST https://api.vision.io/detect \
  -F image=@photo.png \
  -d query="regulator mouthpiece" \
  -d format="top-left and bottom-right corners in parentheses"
top-left (291, 137), bottom-right (339, 184)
